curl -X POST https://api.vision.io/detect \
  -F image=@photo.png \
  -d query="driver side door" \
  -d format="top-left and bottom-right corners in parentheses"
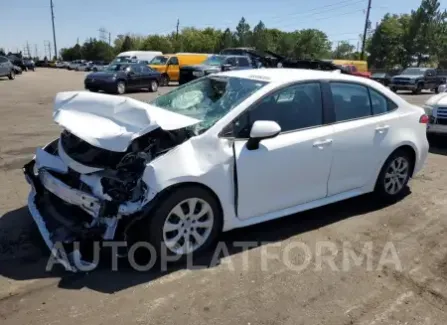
top-left (231, 82), bottom-right (334, 220)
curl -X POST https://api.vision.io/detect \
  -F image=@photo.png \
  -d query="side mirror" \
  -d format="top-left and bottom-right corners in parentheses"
top-left (246, 120), bottom-right (281, 150)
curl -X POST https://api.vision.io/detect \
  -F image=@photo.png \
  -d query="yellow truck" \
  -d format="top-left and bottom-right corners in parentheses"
top-left (149, 53), bottom-right (210, 86)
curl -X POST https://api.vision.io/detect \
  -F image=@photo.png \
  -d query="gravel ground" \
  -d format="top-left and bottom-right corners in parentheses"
top-left (0, 69), bottom-right (446, 325)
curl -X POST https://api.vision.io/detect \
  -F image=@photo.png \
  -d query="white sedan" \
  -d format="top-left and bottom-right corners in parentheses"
top-left (24, 69), bottom-right (429, 270)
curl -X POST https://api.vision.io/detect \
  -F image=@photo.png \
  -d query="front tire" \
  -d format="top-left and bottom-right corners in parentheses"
top-left (412, 83), bottom-right (422, 94)
top-left (8, 70), bottom-right (15, 80)
top-left (149, 80), bottom-right (159, 92)
top-left (375, 149), bottom-right (414, 199)
top-left (116, 81), bottom-right (126, 94)
top-left (146, 186), bottom-right (222, 262)
top-left (391, 87), bottom-right (397, 93)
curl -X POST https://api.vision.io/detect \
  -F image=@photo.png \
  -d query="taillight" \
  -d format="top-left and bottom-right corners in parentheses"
top-left (419, 114), bottom-right (429, 124)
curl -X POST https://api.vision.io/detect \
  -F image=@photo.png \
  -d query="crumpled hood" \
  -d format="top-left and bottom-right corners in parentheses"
top-left (53, 91), bottom-right (200, 152)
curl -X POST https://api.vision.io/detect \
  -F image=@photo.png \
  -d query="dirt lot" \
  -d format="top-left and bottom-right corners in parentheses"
top-left (1, 69), bottom-right (447, 325)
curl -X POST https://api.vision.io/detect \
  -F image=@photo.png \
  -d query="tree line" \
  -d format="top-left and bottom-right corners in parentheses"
top-left (56, 0), bottom-right (445, 69)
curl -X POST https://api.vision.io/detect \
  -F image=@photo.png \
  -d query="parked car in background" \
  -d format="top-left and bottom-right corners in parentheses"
top-left (7, 55), bottom-right (27, 71)
top-left (23, 59), bottom-right (35, 71)
top-left (56, 61), bottom-right (69, 68)
top-left (68, 60), bottom-right (85, 70)
top-left (371, 72), bottom-right (392, 86)
top-left (179, 54), bottom-right (254, 84)
top-left (24, 69), bottom-right (429, 269)
top-left (76, 61), bottom-right (93, 71)
top-left (0, 56), bottom-right (15, 80)
top-left (13, 65), bottom-right (22, 74)
top-left (84, 62), bottom-right (161, 94)
top-left (340, 64), bottom-right (371, 78)
top-left (389, 68), bottom-right (444, 94)
top-left (423, 92), bottom-right (447, 137)
top-left (91, 61), bottom-right (109, 72)
top-left (113, 51), bottom-right (162, 64)
top-left (149, 53), bottom-right (210, 86)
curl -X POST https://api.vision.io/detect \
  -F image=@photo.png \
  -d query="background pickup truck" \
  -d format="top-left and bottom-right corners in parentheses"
top-left (389, 67), bottom-right (445, 94)
top-left (340, 64), bottom-right (371, 78)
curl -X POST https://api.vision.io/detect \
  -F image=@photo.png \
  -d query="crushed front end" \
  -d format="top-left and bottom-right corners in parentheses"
top-left (24, 126), bottom-right (193, 271)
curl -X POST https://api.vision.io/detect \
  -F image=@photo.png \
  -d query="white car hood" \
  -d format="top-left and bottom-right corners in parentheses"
top-left (53, 91), bottom-right (200, 152)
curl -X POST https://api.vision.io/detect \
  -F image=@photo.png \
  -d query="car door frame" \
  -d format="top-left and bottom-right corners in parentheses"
top-left (218, 79), bottom-right (335, 219)
top-left (322, 79), bottom-right (400, 196)
top-left (126, 65), bottom-right (142, 89)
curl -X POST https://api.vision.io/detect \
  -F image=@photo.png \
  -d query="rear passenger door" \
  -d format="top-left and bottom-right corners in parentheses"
top-left (327, 82), bottom-right (400, 196)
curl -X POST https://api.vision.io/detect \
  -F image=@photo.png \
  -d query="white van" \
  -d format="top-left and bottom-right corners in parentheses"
top-left (113, 51), bottom-right (162, 64)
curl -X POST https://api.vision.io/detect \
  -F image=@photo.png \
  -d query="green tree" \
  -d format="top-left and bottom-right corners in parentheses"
top-left (218, 28), bottom-right (235, 51)
top-left (0, 48), bottom-right (5, 56)
top-left (251, 21), bottom-right (270, 51)
top-left (332, 41), bottom-right (355, 59)
top-left (120, 35), bottom-right (134, 53)
top-left (294, 29), bottom-right (332, 59)
top-left (141, 35), bottom-right (174, 53)
top-left (235, 17), bottom-right (251, 47)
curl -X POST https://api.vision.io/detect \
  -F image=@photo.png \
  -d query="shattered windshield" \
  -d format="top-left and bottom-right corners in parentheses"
top-left (150, 76), bottom-right (268, 133)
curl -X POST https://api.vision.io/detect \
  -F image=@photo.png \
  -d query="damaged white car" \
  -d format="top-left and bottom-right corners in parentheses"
top-left (24, 69), bottom-right (429, 271)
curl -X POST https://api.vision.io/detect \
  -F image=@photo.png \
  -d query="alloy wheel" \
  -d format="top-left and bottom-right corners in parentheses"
top-left (384, 156), bottom-right (409, 195)
top-left (162, 198), bottom-right (214, 255)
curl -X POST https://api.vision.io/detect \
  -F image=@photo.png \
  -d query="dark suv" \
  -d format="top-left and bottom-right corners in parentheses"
top-left (0, 56), bottom-right (15, 80)
top-left (179, 55), bottom-right (254, 85)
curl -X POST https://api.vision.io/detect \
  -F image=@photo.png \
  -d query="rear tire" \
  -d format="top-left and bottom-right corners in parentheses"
top-left (160, 74), bottom-right (169, 86)
top-left (8, 70), bottom-right (15, 80)
top-left (374, 149), bottom-right (414, 200)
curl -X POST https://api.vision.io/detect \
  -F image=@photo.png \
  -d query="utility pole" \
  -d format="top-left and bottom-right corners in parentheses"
top-left (176, 19), bottom-right (180, 39)
top-left (360, 0), bottom-right (372, 60)
top-left (109, 32), bottom-right (111, 46)
top-left (44, 41), bottom-right (52, 60)
top-left (50, 0), bottom-right (58, 59)
top-left (25, 42), bottom-right (31, 58)
top-left (35, 44), bottom-right (38, 59)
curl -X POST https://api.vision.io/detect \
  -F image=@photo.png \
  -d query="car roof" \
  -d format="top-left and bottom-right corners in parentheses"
top-left (219, 68), bottom-right (374, 84)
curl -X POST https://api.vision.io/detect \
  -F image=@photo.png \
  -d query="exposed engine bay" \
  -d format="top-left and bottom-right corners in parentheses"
top-left (24, 125), bottom-right (195, 271)
top-left (60, 127), bottom-right (194, 203)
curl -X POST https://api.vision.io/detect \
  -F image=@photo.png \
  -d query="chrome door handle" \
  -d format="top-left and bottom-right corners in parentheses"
top-left (313, 139), bottom-right (333, 147)
top-left (375, 125), bottom-right (390, 132)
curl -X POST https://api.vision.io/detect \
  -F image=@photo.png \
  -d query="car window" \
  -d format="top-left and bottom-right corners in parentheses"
top-left (238, 57), bottom-right (250, 67)
top-left (168, 57), bottom-right (179, 65)
top-left (369, 88), bottom-right (398, 114)
top-left (141, 65), bottom-right (152, 73)
top-left (234, 82), bottom-right (323, 137)
top-left (225, 57), bottom-right (237, 66)
top-left (330, 82), bottom-right (371, 122)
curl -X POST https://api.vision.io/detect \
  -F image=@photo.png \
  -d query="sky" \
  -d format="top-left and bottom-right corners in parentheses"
top-left (0, 0), bottom-right (442, 58)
